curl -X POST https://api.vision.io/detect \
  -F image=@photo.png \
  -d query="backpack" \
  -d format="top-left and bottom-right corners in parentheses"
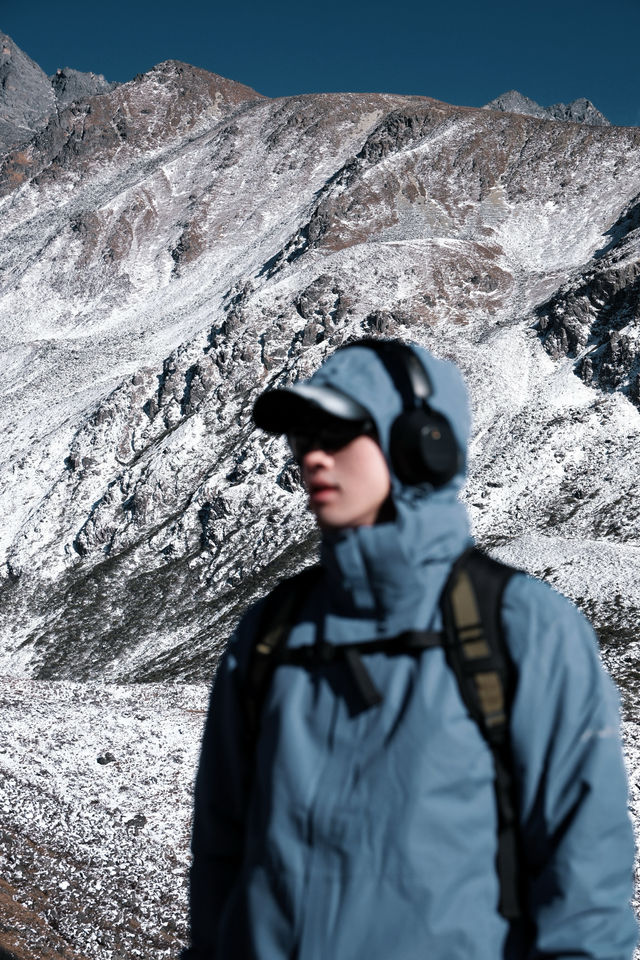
top-left (242, 547), bottom-right (523, 921)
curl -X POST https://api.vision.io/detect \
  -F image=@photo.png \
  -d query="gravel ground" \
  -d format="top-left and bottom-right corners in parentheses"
top-left (0, 673), bottom-right (638, 959)
top-left (0, 679), bottom-right (208, 960)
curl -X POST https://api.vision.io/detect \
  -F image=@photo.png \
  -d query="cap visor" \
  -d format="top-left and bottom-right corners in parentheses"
top-left (253, 383), bottom-right (371, 433)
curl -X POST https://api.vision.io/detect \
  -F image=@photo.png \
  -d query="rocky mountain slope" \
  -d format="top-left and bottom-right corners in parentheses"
top-left (1, 47), bottom-right (639, 686)
top-left (0, 679), bottom-right (206, 960)
top-left (1, 34), bottom-right (639, 960)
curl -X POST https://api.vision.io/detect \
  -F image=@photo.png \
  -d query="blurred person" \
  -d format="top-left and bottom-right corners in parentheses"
top-left (182, 337), bottom-right (637, 960)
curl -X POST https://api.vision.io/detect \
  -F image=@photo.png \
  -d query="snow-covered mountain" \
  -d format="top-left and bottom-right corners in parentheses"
top-left (1, 33), bottom-right (639, 959)
top-left (1, 48), bottom-right (639, 684)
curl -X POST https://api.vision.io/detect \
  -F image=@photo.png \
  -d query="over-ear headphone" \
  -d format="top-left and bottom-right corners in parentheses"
top-left (337, 338), bottom-right (462, 487)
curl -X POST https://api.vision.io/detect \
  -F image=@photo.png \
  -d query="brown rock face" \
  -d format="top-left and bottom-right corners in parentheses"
top-left (0, 60), bottom-right (263, 194)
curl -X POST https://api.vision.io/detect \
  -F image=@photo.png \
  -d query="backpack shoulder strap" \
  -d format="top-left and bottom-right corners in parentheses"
top-left (440, 546), bottom-right (523, 921)
top-left (243, 564), bottom-right (323, 743)
top-left (441, 547), bottom-right (517, 738)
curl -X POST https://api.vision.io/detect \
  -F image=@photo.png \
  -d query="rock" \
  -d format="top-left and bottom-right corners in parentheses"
top-left (546, 98), bottom-right (610, 127)
top-left (537, 203), bottom-right (640, 405)
top-left (124, 813), bottom-right (147, 832)
top-left (50, 67), bottom-right (117, 108)
top-left (483, 90), bottom-right (548, 120)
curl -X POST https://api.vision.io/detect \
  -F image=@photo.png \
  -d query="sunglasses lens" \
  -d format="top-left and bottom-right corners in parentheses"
top-left (288, 420), bottom-right (373, 460)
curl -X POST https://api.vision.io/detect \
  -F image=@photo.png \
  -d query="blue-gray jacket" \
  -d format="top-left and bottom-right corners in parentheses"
top-left (185, 345), bottom-right (637, 959)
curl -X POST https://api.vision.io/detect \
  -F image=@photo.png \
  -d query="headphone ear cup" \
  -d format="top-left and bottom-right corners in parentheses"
top-left (390, 409), bottom-right (461, 487)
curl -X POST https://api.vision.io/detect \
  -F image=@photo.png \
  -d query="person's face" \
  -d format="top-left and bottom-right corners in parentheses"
top-left (300, 434), bottom-right (392, 529)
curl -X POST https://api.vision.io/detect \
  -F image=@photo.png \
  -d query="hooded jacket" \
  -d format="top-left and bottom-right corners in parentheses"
top-left (185, 344), bottom-right (637, 960)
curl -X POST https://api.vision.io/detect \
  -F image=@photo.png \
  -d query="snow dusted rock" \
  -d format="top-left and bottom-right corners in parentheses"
top-left (537, 193), bottom-right (640, 404)
top-left (0, 58), bottom-right (263, 194)
top-left (0, 679), bottom-right (207, 960)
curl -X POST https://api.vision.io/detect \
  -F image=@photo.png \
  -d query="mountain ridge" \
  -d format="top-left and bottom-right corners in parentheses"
top-left (0, 30), bottom-right (119, 154)
top-left (483, 88), bottom-right (611, 126)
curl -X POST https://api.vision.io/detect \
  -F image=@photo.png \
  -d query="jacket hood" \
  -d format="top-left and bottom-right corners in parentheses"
top-left (305, 342), bottom-right (471, 496)
top-left (305, 341), bottom-right (473, 629)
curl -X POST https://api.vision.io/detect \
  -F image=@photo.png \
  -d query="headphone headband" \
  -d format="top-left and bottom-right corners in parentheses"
top-left (338, 338), bottom-right (433, 410)
top-left (336, 337), bottom-right (461, 487)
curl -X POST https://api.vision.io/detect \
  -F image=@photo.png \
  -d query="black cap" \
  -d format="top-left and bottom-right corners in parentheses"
top-left (253, 383), bottom-right (372, 434)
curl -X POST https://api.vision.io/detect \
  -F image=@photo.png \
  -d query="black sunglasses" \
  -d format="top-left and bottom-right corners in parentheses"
top-left (287, 418), bottom-right (376, 461)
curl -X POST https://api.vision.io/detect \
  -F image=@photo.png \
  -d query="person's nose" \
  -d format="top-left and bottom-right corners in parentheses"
top-left (302, 446), bottom-right (334, 473)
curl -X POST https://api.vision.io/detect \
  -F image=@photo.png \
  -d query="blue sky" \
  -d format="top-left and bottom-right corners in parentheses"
top-left (2, 0), bottom-right (639, 126)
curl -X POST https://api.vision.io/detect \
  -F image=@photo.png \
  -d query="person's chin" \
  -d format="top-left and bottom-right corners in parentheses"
top-left (310, 501), bottom-right (346, 530)
top-left (312, 507), bottom-right (340, 529)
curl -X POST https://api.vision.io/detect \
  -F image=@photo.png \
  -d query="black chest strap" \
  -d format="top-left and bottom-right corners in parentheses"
top-left (244, 564), bottom-right (324, 738)
top-left (278, 630), bottom-right (443, 708)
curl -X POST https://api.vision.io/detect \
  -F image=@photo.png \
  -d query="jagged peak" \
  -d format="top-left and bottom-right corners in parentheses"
top-left (546, 97), bottom-right (610, 126)
top-left (0, 30), bottom-right (56, 153)
top-left (483, 89), bottom-right (610, 126)
top-left (482, 90), bottom-right (548, 119)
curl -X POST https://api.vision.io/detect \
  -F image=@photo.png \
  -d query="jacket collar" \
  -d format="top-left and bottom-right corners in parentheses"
top-left (320, 486), bottom-right (471, 628)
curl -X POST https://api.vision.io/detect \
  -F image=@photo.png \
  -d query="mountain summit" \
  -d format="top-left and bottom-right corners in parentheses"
top-left (0, 30), bottom-right (55, 151)
top-left (484, 89), bottom-right (610, 126)
top-left (49, 65), bottom-right (116, 109)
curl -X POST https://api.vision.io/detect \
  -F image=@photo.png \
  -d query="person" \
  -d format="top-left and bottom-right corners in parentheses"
top-left (182, 337), bottom-right (637, 959)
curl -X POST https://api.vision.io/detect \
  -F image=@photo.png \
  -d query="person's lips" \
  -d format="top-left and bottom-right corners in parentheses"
top-left (308, 481), bottom-right (339, 503)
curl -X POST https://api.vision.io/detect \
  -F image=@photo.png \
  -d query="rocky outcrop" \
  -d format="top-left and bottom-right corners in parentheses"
top-left (546, 97), bottom-right (610, 127)
top-left (536, 195), bottom-right (640, 405)
top-left (483, 90), bottom-right (549, 120)
top-left (0, 33), bottom-right (122, 156)
top-left (484, 89), bottom-right (610, 126)
top-left (50, 66), bottom-right (118, 107)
